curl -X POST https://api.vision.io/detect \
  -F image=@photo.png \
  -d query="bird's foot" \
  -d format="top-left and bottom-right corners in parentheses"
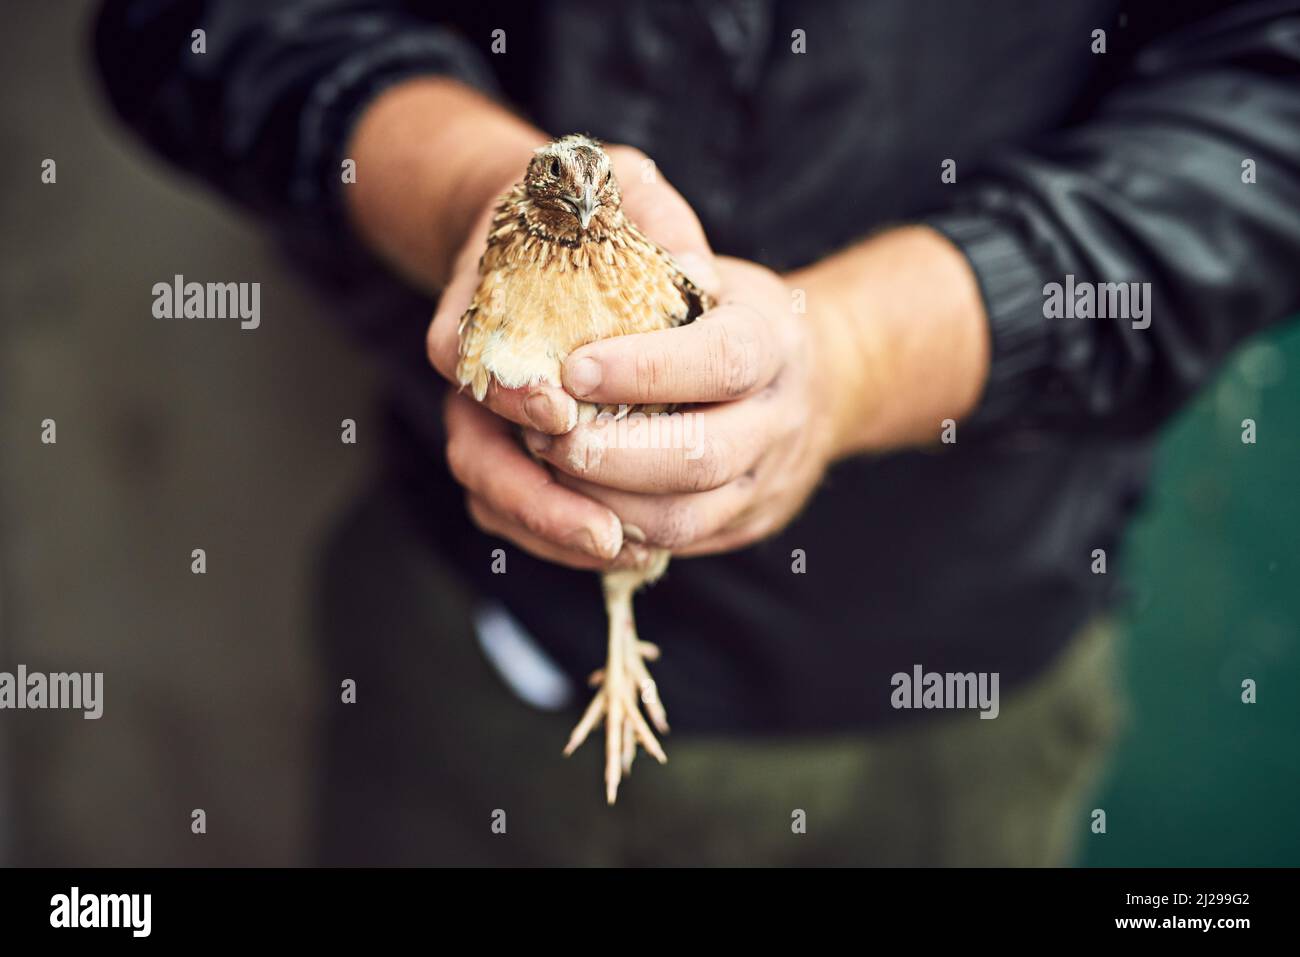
top-left (563, 631), bottom-right (668, 804)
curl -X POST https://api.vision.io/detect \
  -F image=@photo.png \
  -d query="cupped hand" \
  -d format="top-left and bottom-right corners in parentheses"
top-left (523, 257), bottom-right (838, 556)
top-left (436, 145), bottom-right (724, 568)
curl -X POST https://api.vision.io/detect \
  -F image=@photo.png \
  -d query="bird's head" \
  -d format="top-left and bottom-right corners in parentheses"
top-left (523, 134), bottom-right (621, 233)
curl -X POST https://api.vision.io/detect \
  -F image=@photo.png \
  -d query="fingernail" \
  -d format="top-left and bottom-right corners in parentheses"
top-left (564, 527), bottom-right (601, 558)
top-left (622, 523), bottom-right (647, 544)
top-left (524, 429), bottom-right (552, 454)
top-left (567, 524), bottom-right (619, 560)
top-left (566, 356), bottom-right (602, 397)
top-left (601, 515), bottom-right (624, 557)
top-left (524, 391), bottom-right (560, 432)
top-left (676, 252), bottom-right (720, 293)
top-left (566, 428), bottom-right (605, 473)
top-left (612, 543), bottom-right (652, 569)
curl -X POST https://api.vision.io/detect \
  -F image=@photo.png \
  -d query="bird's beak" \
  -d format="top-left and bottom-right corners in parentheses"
top-left (575, 185), bottom-right (599, 229)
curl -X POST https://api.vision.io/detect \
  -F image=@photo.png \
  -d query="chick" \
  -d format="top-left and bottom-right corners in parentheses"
top-left (457, 134), bottom-right (711, 802)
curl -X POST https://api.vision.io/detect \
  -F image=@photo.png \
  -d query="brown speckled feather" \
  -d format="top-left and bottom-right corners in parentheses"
top-left (457, 159), bottom-right (710, 406)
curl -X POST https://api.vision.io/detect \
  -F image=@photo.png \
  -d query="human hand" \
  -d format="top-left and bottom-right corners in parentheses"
top-left (519, 257), bottom-right (839, 556)
top-left (436, 145), bottom-right (724, 567)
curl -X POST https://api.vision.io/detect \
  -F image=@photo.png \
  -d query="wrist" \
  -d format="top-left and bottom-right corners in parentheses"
top-left (344, 77), bottom-right (543, 291)
top-left (441, 127), bottom-right (539, 270)
top-left (792, 225), bottom-right (990, 458)
top-left (793, 265), bottom-right (876, 463)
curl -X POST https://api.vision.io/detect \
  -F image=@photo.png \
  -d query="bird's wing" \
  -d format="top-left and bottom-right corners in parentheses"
top-left (456, 189), bottom-right (527, 400)
top-left (624, 220), bottom-right (714, 325)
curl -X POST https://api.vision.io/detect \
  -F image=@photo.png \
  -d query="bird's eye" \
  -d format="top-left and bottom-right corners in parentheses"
top-left (549, 159), bottom-right (560, 177)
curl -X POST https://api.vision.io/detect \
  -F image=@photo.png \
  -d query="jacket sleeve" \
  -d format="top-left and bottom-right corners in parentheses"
top-left (93, 0), bottom-right (501, 230)
top-left (926, 1), bottom-right (1300, 437)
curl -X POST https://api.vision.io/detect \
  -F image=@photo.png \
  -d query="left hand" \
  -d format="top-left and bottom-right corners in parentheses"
top-left (522, 257), bottom-right (838, 556)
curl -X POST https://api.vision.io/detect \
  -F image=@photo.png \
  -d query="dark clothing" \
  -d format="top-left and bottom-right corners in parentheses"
top-left (315, 483), bottom-right (1122, 865)
top-left (95, 1), bottom-right (1300, 732)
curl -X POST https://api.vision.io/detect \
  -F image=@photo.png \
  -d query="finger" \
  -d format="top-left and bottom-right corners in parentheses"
top-left (523, 396), bottom-right (779, 494)
top-left (610, 148), bottom-right (720, 295)
top-left (561, 303), bottom-right (780, 406)
top-left (465, 495), bottom-right (656, 572)
top-left (482, 380), bottom-right (580, 435)
top-left (445, 393), bottom-right (622, 558)
top-left (431, 316), bottom-right (578, 436)
top-left (426, 231), bottom-right (485, 382)
top-left (554, 473), bottom-right (757, 551)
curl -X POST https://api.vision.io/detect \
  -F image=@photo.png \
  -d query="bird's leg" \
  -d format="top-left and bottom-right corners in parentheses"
top-left (563, 553), bottom-right (671, 804)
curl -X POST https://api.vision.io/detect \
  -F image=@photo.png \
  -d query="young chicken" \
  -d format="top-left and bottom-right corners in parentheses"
top-left (457, 134), bottom-right (711, 803)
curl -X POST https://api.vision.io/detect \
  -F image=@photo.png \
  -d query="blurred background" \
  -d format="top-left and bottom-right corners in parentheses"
top-left (1, 3), bottom-right (1296, 866)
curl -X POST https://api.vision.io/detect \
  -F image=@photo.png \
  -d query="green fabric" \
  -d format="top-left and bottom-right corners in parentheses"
top-left (315, 489), bottom-right (1123, 866)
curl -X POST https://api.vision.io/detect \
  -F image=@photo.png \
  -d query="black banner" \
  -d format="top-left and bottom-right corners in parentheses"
top-left (0, 867), bottom-right (1286, 942)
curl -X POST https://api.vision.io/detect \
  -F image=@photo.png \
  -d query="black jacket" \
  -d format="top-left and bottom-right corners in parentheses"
top-left (95, 0), bottom-right (1300, 732)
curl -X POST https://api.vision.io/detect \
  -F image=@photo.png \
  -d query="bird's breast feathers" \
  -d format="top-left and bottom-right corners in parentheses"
top-left (457, 210), bottom-right (702, 401)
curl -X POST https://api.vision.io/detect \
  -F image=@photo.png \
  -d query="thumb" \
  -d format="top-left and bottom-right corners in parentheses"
top-left (673, 249), bottom-right (722, 300)
top-left (610, 148), bottom-right (721, 297)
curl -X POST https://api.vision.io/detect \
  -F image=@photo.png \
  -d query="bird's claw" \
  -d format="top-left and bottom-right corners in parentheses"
top-left (563, 621), bottom-right (667, 804)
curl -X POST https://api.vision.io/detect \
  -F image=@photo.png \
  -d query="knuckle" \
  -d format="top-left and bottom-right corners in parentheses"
top-left (682, 438), bottom-right (731, 491)
top-left (465, 497), bottom-right (493, 534)
top-left (633, 348), bottom-right (673, 401)
top-left (707, 320), bottom-right (764, 398)
top-left (515, 491), bottom-right (556, 540)
top-left (517, 512), bottom-right (550, 541)
top-left (749, 514), bottom-right (783, 544)
top-left (444, 435), bottom-right (473, 487)
top-left (425, 319), bottom-right (438, 362)
top-left (426, 322), bottom-right (450, 377)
